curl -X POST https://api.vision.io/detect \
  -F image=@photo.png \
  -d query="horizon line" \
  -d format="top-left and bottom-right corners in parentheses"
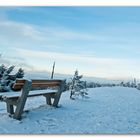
top-left (25, 69), bottom-right (138, 81)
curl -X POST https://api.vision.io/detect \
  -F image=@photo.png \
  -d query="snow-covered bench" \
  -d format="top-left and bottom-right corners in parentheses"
top-left (0, 79), bottom-right (65, 120)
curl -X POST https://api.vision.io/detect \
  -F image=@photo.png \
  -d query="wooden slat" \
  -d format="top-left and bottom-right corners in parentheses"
top-left (15, 79), bottom-right (26, 84)
top-left (12, 84), bottom-right (23, 91)
top-left (32, 82), bottom-right (60, 86)
top-left (15, 79), bottom-right (62, 84)
top-left (12, 79), bottom-right (62, 91)
top-left (13, 83), bottom-right (60, 90)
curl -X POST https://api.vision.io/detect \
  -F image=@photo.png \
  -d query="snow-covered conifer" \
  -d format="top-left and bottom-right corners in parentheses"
top-left (69, 70), bottom-right (88, 99)
top-left (0, 64), bottom-right (24, 92)
top-left (16, 68), bottom-right (24, 78)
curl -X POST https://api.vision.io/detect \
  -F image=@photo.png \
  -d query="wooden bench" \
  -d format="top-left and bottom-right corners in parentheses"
top-left (0, 79), bottom-right (65, 120)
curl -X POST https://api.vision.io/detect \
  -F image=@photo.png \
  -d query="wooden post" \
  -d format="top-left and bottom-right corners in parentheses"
top-left (6, 102), bottom-right (14, 114)
top-left (44, 94), bottom-right (52, 105)
top-left (13, 80), bottom-right (32, 120)
top-left (53, 80), bottom-right (65, 107)
top-left (51, 61), bottom-right (55, 79)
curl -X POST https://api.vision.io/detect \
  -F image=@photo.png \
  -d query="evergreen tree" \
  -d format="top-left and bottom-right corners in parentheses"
top-left (0, 64), bottom-right (24, 92)
top-left (16, 68), bottom-right (24, 78)
top-left (69, 70), bottom-right (88, 99)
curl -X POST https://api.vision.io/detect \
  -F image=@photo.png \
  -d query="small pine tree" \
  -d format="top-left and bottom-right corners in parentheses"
top-left (120, 82), bottom-right (124, 86)
top-left (69, 70), bottom-right (88, 99)
top-left (16, 68), bottom-right (24, 78)
top-left (0, 64), bottom-right (24, 92)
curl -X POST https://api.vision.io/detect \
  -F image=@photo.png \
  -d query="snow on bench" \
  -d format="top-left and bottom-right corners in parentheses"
top-left (0, 89), bottom-right (57, 99)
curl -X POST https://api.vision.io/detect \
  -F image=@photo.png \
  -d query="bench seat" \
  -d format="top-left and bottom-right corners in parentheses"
top-left (0, 89), bottom-right (57, 100)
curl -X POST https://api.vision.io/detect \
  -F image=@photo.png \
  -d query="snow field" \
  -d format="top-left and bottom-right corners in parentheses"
top-left (0, 87), bottom-right (140, 134)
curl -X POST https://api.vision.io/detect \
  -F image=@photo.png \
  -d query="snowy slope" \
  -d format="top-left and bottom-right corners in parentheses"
top-left (0, 87), bottom-right (140, 134)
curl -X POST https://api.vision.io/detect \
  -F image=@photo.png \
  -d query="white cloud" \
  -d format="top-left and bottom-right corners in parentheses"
top-left (44, 26), bottom-right (95, 40)
top-left (0, 20), bottom-right (46, 42)
top-left (0, 19), bottom-right (98, 44)
top-left (15, 48), bottom-right (140, 78)
top-left (15, 47), bottom-right (115, 64)
top-left (0, 54), bottom-right (34, 71)
top-left (15, 47), bottom-right (139, 65)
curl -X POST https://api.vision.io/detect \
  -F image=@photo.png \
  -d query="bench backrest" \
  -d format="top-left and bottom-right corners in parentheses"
top-left (12, 79), bottom-right (63, 91)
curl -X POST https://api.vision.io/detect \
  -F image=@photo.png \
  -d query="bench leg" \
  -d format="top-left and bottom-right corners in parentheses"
top-left (53, 81), bottom-right (65, 107)
top-left (6, 103), bottom-right (14, 114)
top-left (13, 80), bottom-right (32, 120)
top-left (45, 94), bottom-right (52, 105)
top-left (52, 92), bottom-right (62, 107)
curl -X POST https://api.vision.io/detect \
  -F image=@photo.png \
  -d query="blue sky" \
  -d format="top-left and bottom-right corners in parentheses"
top-left (0, 7), bottom-right (140, 79)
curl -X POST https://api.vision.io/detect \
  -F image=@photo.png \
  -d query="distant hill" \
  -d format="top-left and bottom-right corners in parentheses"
top-left (24, 71), bottom-right (133, 84)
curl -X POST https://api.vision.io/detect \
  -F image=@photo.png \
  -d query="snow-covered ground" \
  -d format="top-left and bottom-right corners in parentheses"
top-left (0, 87), bottom-right (140, 134)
